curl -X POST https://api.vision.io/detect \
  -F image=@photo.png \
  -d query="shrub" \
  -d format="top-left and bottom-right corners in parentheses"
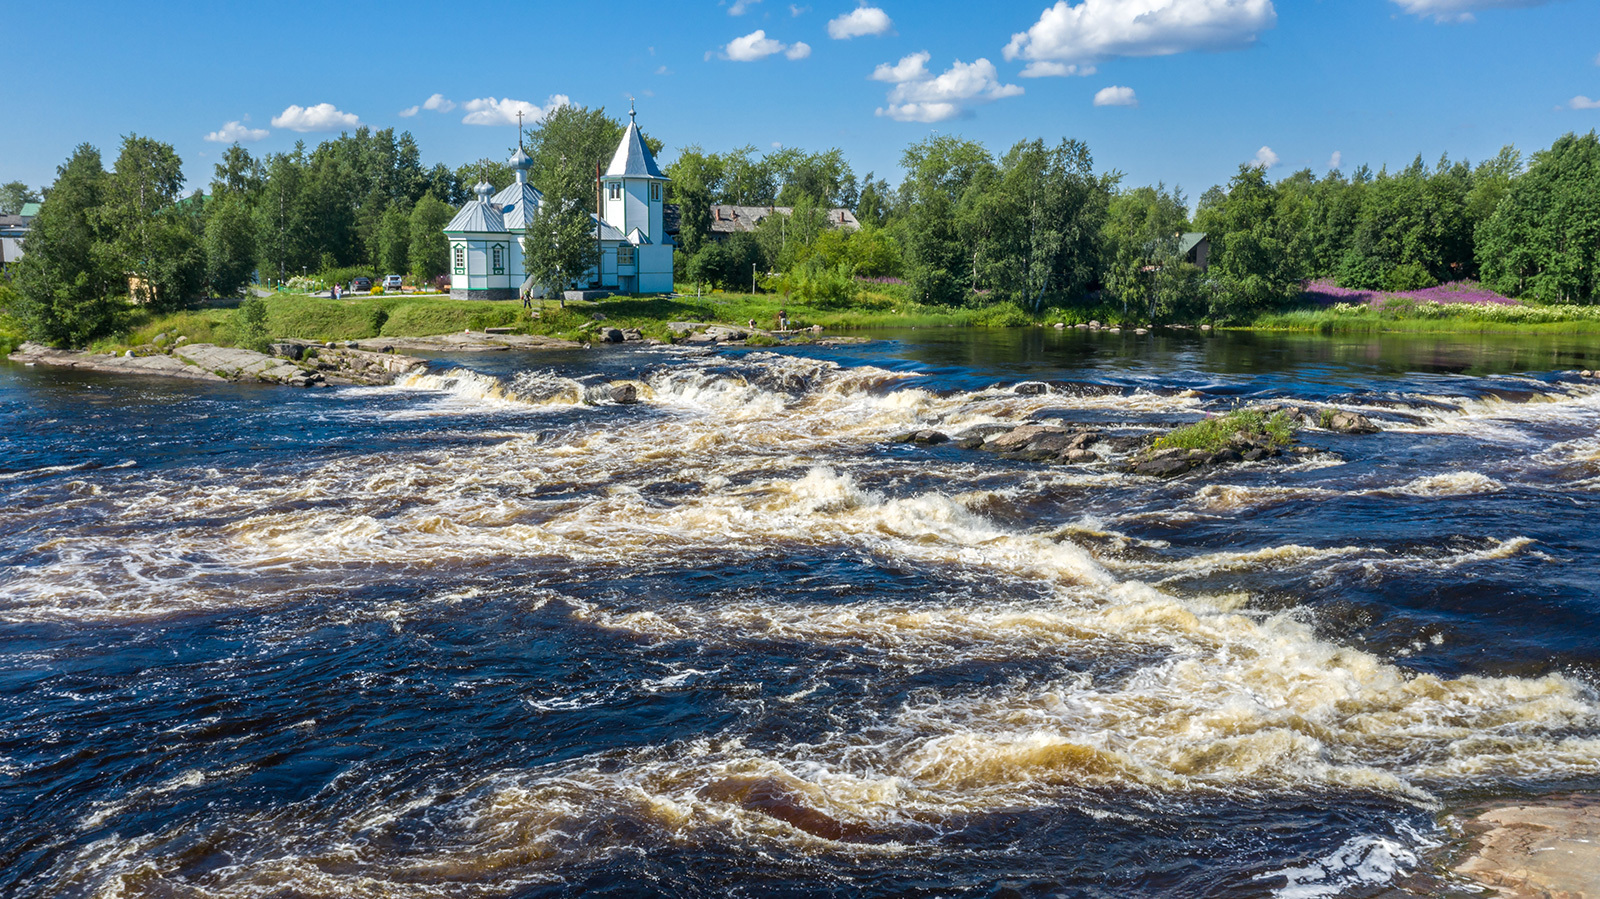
top-left (1153, 409), bottom-right (1297, 453)
top-left (970, 302), bottom-right (1032, 328)
top-left (235, 296), bottom-right (271, 353)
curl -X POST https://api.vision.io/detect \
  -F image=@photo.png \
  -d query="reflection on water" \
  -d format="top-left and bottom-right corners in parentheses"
top-left (1, 330), bottom-right (1598, 898)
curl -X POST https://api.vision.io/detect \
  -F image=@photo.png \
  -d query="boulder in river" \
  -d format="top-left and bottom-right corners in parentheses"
top-left (1325, 410), bottom-right (1379, 434)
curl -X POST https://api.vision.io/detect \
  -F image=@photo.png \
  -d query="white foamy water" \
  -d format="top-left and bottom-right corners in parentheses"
top-left (9, 350), bottom-right (1600, 898)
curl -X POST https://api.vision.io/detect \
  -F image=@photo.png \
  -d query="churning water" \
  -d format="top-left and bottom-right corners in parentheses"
top-left (3, 329), bottom-right (1599, 897)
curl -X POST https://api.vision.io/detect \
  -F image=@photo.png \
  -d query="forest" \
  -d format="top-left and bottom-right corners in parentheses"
top-left (4, 100), bottom-right (1598, 347)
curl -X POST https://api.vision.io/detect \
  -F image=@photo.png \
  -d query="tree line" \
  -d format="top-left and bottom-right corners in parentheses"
top-left (6, 105), bottom-right (1598, 347)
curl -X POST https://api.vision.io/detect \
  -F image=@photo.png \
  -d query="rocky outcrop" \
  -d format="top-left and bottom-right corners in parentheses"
top-left (9, 340), bottom-right (425, 387)
top-left (1455, 796), bottom-right (1600, 899)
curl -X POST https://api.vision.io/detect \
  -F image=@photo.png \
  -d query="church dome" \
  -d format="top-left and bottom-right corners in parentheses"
top-left (474, 181), bottom-right (494, 200)
top-left (509, 147), bottom-right (532, 171)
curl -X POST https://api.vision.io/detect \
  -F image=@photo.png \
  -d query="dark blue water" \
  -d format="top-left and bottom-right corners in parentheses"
top-left (2, 329), bottom-right (1598, 898)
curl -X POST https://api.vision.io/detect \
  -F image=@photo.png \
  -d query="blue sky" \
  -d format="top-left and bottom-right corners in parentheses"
top-left (4, 0), bottom-right (1598, 204)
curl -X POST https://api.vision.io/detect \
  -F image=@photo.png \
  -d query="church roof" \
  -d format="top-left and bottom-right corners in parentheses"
top-left (444, 182), bottom-right (508, 234)
top-left (604, 112), bottom-right (667, 180)
top-left (592, 214), bottom-right (627, 242)
top-left (492, 181), bottom-right (544, 230)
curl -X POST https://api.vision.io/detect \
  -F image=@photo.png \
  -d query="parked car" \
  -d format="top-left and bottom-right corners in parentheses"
top-left (382, 274), bottom-right (403, 291)
top-left (349, 277), bottom-right (372, 293)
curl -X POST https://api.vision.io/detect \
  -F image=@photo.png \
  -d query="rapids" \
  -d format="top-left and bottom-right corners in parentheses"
top-left (2, 328), bottom-right (1599, 897)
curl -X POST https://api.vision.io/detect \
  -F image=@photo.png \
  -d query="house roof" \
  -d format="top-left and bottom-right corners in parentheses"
top-left (19, 203), bottom-right (41, 218)
top-left (708, 205), bottom-right (860, 235)
top-left (604, 116), bottom-right (667, 180)
top-left (444, 183), bottom-right (508, 233)
top-left (1177, 232), bottom-right (1207, 256)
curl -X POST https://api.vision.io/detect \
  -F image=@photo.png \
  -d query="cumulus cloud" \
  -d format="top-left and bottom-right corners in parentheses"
top-left (722, 29), bottom-right (809, 61)
top-left (1005, 0), bottom-right (1277, 75)
top-left (871, 51), bottom-right (931, 82)
top-left (728, 0), bottom-right (760, 14)
top-left (400, 93), bottom-right (455, 117)
top-left (205, 120), bottom-right (269, 143)
top-left (460, 95), bottom-right (570, 126)
top-left (1251, 146), bottom-right (1280, 169)
top-left (1389, 0), bottom-right (1553, 23)
top-left (1093, 85), bottom-right (1138, 106)
top-left (828, 6), bottom-right (893, 39)
top-left (876, 57), bottom-right (1024, 123)
top-left (1329, 150), bottom-right (1343, 169)
top-left (271, 103), bottom-right (360, 132)
top-left (1571, 96), bottom-right (1600, 110)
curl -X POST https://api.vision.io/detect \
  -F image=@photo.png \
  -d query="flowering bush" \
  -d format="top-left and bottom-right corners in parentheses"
top-left (1304, 279), bottom-right (1519, 308)
top-left (1323, 301), bottom-right (1600, 322)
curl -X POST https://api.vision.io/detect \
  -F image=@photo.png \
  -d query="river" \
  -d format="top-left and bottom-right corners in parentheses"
top-left (2, 328), bottom-right (1598, 897)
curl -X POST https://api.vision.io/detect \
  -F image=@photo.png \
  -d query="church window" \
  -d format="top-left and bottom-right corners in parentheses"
top-left (453, 243), bottom-right (466, 274)
top-left (608, 183), bottom-right (622, 200)
top-left (650, 182), bottom-right (660, 202)
top-left (492, 244), bottom-right (505, 274)
top-left (618, 246), bottom-right (635, 265)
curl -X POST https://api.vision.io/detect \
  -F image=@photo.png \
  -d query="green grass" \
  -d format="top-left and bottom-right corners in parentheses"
top-left (1152, 409), bottom-right (1297, 453)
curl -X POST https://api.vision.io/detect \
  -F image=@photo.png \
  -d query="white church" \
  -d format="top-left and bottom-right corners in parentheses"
top-left (443, 106), bottom-right (675, 299)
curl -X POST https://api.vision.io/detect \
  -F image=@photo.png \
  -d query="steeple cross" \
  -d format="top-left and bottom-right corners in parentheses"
top-left (516, 109), bottom-right (525, 148)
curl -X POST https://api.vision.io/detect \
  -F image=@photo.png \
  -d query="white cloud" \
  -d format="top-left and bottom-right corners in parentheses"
top-left (1019, 61), bottom-right (1096, 77)
top-left (1005, 0), bottom-right (1277, 75)
top-left (729, 0), bottom-right (761, 13)
top-left (876, 57), bottom-right (1024, 123)
top-left (871, 51), bottom-right (931, 82)
top-left (656, 65), bottom-right (672, 75)
top-left (1251, 145), bottom-right (1280, 169)
top-left (460, 95), bottom-right (571, 126)
top-left (828, 6), bottom-right (893, 39)
top-left (271, 103), bottom-right (360, 132)
top-left (1328, 150), bottom-right (1343, 169)
top-left (1571, 96), bottom-right (1600, 109)
top-left (1093, 85), bottom-right (1138, 106)
top-left (723, 29), bottom-right (809, 61)
top-left (790, 4), bottom-right (810, 14)
top-left (1390, 0), bottom-right (1553, 23)
top-left (400, 93), bottom-right (455, 117)
top-left (204, 120), bottom-right (269, 143)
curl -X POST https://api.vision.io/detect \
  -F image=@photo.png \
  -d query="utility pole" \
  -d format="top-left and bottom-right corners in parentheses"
top-left (752, 263), bottom-right (757, 295)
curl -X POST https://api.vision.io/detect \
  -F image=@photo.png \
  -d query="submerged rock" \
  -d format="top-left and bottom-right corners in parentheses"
top-left (1325, 410), bottom-right (1380, 434)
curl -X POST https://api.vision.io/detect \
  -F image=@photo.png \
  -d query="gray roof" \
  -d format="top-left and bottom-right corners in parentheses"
top-left (592, 214), bottom-right (627, 242)
top-left (604, 120), bottom-right (667, 180)
top-left (709, 205), bottom-right (860, 235)
top-left (1177, 232), bottom-right (1207, 256)
top-left (492, 180), bottom-right (544, 230)
top-left (443, 197), bottom-right (508, 234)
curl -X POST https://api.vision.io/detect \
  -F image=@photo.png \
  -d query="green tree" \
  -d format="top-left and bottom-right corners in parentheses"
top-left (1478, 131), bottom-right (1600, 303)
top-left (524, 104), bottom-right (660, 216)
top-left (203, 193), bottom-right (256, 296)
top-left (522, 195), bottom-right (600, 305)
top-left (0, 181), bottom-right (41, 215)
top-left (408, 193), bottom-right (454, 284)
top-left (895, 135), bottom-right (993, 305)
top-left (665, 145), bottom-right (722, 256)
top-left (378, 204), bottom-right (411, 276)
top-left (210, 145), bottom-right (264, 202)
top-left (10, 144), bottom-right (122, 346)
top-left (94, 134), bottom-right (203, 309)
top-left (255, 146), bottom-right (311, 284)
top-left (1195, 165), bottom-right (1302, 321)
top-left (855, 173), bottom-right (892, 228)
top-left (1103, 183), bottom-right (1189, 319)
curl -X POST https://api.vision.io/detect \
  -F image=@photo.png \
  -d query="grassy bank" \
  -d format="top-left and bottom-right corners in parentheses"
top-left (1250, 301), bottom-right (1600, 335)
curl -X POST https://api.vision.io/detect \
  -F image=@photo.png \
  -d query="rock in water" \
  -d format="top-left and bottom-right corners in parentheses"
top-left (1327, 411), bottom-right (1379, 434)
top-left (1013, 382), bottom-right (1050, 396)
top-left (608, 382), bottom-right (639, 404)
top-left (602, 328), bottom-right (625, 344)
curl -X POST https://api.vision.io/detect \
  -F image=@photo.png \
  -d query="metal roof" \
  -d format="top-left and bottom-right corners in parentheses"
top-left (604, 119), bottom-right (667, 180)
top-left (443, 188), bottom-right (509, 234)
top-left (1177, 232), bottom-right (1207, 256)
top-left (592, 214), bottom-right (627, 242)
top-left (492, 181), bottom-right (545, 230)
top-left (708, 205), bottom-right (860, 235)
top-left (19, 203), bottom-right (40, 218)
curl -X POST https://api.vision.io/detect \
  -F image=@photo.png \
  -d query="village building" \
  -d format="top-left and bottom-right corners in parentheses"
top-left (707, 205), bottom-right (859, 241)
top-left (1178, 232), bottom-right (1210, 271)
top-left (0, 203), bottom-right (39, 269)
top-left (443, 105), bottom-right (674, 300)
